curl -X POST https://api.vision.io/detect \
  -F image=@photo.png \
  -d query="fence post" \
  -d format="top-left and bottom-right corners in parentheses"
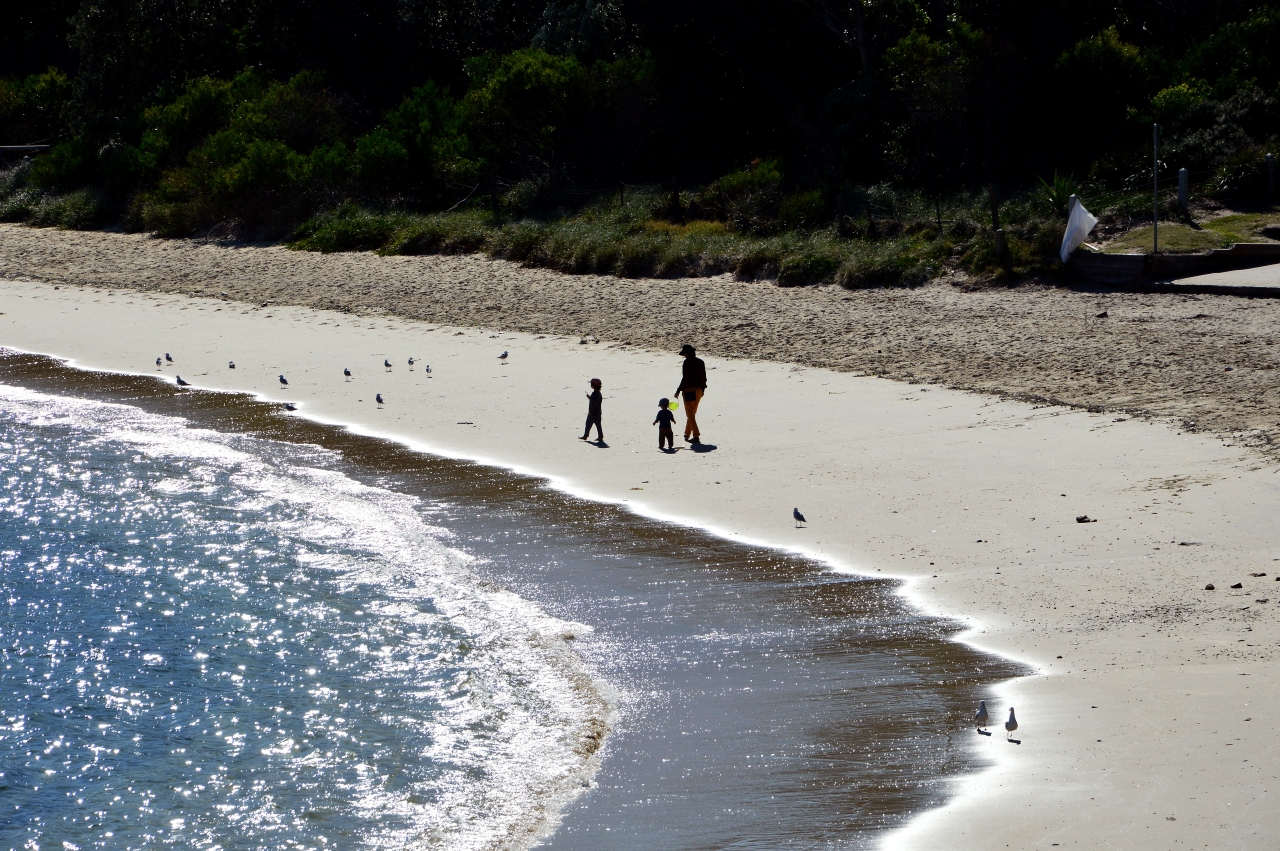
top-left (1178, 168), bottom-right (1189, 217)
top-left (1268, 153), bottom-right (1275, 206)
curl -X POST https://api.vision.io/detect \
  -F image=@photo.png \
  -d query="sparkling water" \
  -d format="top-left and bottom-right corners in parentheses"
top-left (0, 385), bottom-right (601, 851)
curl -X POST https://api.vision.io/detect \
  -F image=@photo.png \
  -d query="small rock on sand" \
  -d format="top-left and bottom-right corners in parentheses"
top-left (1231, 582), bottom-right (1243, 588)
top-left (1205, 583), bottom-right (1215, 590)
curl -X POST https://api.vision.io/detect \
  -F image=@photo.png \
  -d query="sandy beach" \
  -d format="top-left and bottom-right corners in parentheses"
top-left (3, 226), bottom-right (1280, 848)
top-left (4, 223), bottom-right (1280, 452)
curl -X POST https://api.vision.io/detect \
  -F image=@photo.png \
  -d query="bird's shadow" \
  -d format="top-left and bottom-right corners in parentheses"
top-left (689, 442), bottom-right (718, 453)
top-left (1007, 738), bottom-right (1022, 745)
top-left (977, 729), bottom-right (992, 737)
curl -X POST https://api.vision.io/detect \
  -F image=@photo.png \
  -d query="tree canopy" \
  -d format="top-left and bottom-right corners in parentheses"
top-left (1, 0), bottom-right (1276, 233)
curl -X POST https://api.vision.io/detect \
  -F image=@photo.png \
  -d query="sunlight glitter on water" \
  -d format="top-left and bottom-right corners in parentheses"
top-left (0, 384), bottom-right (603, 851)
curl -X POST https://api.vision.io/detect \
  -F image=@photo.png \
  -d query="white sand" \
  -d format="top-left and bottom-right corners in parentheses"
top-left (3, 277), bottom-right (1278, 848)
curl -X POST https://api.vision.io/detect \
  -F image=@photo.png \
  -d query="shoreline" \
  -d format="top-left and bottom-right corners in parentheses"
top-left (3, 275), bottom-right (1280, 847)
top-left (0, 347), bottom-right (1014, 849)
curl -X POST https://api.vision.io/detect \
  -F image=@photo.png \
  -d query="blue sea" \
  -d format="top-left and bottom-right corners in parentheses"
top-left (0, 383), bottom-right (600, 850)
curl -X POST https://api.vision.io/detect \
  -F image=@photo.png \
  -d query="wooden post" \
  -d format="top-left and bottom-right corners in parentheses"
top-left (988, 183), bottom-right (1000, 231)
top-left (1268, 153), bottom-right (1275, 206)
top-left (1178, 168), bottom-right (1189, 217)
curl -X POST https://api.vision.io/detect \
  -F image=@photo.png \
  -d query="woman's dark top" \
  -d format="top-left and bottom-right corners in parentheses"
top-left (677, 356), bottom-right (707, 392)
top-left (587, 389), bottom-right (603, 414)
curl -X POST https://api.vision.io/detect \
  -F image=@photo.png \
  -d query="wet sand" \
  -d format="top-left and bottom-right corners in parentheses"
top-left (2, 240), bottom-right (1280, 847)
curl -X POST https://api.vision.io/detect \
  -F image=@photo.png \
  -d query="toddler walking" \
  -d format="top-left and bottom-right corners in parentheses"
top-left (653, 397), bottom-right (676, 450)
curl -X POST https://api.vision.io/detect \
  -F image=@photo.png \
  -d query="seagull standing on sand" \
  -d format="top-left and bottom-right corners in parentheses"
top-left (376, 393), bottom-right (384, 405)
top-left (1005, 707), bottom-right (1018, 740)
top-left (278, 375), bottom-right (288, 387)
top-left (974, 700), bottom-right (989, 731)
top-left (424, 364), bottom-right (432, 375)
top-left (165, 353), bottom-right (173, 362)
top-left (228, 361), bottom-right (235, 369)
top-left (176, 376), bottom-right (190, 387)
top-left (155, 357), bottom-right (162, 368)
top-left (344, 368), bottom-right (352, 380)
top-left (408, 357), bottom-right (416, 370)
top-left (793, 507), bottom-right (807, 528)
top-left (498, 351), bottom-right (509, 363)
top-left (384, 359), bottom-right (393, 371)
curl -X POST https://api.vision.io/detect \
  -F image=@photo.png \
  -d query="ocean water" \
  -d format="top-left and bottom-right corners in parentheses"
top-left (0, 353), bottom-right (1023, 850)
top-left (0, 383), bottom-right (602, 851)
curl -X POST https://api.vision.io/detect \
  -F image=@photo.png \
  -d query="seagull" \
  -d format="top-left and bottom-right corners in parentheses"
top-left (408, 357), bottom-right (415, 370)
top-left (165, 353), bottom-right (173, 362)
top-left (155, 357), bottom-right (162, 368)
top-left (344, 368), bottom-right (352, 380)
top-left (1005, 707), bottom-right (1018, 740)
top-left (384, 359), bottom-right (393, 371)
top-left (283, 403), bottom-right (297, 411)
top-left (793, 507), bottom-right (807, 527)
top-left (175, 376), bottom-right (190, 387)
top-left (278, 375), bottom-right (288, 387)
top-left (228, 361), bottom-right (235, 369)
top-left (498, 351), bottom-right (509, 363)
top-left (423, 365), bottom-right (432, 375)
top-left (974, 700), bottom-right (989, 731)
top-left (376, 393), bottom-right (384, 405)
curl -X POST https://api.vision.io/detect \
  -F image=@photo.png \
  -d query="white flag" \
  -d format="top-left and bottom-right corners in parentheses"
top-left (1060, 195), bottom-right (1098, 263)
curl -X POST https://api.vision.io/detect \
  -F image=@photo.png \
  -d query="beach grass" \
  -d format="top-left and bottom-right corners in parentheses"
top-left (287, 186), bottom-right (1080, 287)
top-left (1102, 223), bottom-right (1233, 253)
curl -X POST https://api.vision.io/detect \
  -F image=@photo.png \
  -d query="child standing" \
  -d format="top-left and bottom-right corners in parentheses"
top-left (580, 378), bottom-right (604, 442)
top-left (653, 397), bottom-right (676, 450)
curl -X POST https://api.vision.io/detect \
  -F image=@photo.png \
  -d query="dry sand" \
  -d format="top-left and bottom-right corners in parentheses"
top-left (4, 223), bottom-right (1280, 452)
top-left (3, 225), bottom-right (1280, 848)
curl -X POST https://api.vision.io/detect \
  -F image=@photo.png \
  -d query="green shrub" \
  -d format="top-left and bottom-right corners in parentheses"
top-left (354, 128), bottom-right (410, 186)
top-left (836, 251), bottom-right (931, 288)
top-left (777, 250), bottom-right (840, 286)
top-left (291, 203), bottom-right (398, 252)
top-left (29, 139), bottom-right (97, 189)
top-left (1035, 171), bottom-right (1081, 218)
top-left (28, 189), bottom-right (108, 229)
top-left (779, 190), bottom-right (828, 230)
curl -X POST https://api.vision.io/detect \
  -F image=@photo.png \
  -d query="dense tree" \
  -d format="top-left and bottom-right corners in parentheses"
top-left (0, 0), bottom-right (1276, 229)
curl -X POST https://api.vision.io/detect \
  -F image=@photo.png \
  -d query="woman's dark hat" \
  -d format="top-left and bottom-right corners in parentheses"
top-left (679, 344), bottom-right (696, 356)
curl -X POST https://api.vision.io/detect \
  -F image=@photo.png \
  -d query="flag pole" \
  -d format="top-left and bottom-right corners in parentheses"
top-left (1153, 123), bottom-right (1159, 258)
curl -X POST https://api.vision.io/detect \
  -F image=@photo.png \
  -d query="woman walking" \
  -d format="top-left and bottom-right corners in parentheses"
top-left (675, 344), bottom-right (707, 443)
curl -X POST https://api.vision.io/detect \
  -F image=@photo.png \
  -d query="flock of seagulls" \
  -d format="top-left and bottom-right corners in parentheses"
top-left (154, 351), bottom-right (459, 411)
